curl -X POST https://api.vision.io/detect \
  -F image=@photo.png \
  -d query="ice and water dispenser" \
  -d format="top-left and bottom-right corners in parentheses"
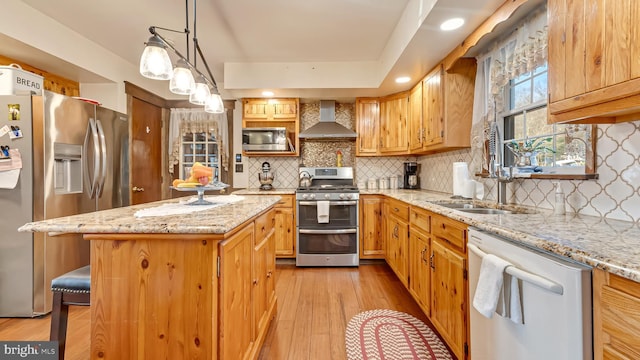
top-left (53, 143), bottom-right (82, 194)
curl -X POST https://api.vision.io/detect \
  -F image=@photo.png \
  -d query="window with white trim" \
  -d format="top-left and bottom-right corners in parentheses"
top-left (179, 131), bottom-right (220, 181)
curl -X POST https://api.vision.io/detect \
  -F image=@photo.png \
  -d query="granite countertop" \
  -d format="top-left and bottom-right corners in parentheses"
top-left (362, 189), bottom-right (640, 282)
top-left (233, 188), bottom-right (297, 195)
top-left (19, 195), bottom-right (281, 235)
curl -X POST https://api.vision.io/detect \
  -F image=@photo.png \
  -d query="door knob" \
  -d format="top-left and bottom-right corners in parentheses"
top-left (132, 186), bottom-right (145, 192)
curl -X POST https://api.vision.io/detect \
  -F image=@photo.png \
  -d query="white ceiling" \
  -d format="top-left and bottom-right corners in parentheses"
top-left (11, 0), bottom-right (509, 101)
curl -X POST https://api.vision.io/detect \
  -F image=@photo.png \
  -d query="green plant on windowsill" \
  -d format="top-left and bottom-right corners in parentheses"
top-left (506, 137), bottom-right (555, 167)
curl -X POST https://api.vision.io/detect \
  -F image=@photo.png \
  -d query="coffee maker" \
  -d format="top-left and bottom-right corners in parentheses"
top-left (403, 161), bottom-right (420, 189)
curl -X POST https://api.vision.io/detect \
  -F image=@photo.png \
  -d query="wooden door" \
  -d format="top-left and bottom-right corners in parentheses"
top-left (380, 94), bottom-right (409, 153)
top-left (253, 231), bottom-right (268, 341)
top-left (386, 214), bottom-right (409, 286)
top-left (359, 195), bottom-right (384, 259)
top-left (131, 97), bottom-right (162, 205)
top-left (423, 66), bottom-right (444, 147)
top-left (409, 228), bottom-right (430, 314)
top-left (274, 205), bottom-right (295, 257)
top-left (430, 238), bottom-right (467, 360)
top-left (219, 224), bottom-right (254, 360)
top-left (355, 98), bottom-right (379, 155)
top-left (408, 82), bottom-right (424, 153)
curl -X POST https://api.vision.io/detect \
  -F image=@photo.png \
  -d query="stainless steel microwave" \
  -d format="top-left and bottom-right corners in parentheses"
top-left (242, 127), bottom-right (288, 151)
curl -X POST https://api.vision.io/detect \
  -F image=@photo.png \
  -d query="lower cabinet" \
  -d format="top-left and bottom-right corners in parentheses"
top-left (360, 195), bottom-right (385, 259)
top-left (385, 199), bottom-right (409, 287)
top-left (274, 195), bottom-right (295, 257)
top-left (593, 268), bottom-right (640, 359)
top-left (219, 208), bottom-right (277, 360)
top-left (384, 199), bottom-right (469, 360)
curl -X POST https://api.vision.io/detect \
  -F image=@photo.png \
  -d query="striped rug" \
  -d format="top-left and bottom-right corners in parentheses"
top-left (345, 309), bottom-right (452, 360)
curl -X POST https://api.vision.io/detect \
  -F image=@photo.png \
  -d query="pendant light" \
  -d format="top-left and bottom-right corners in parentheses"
top-left (139, 34), bottom-right (173, 80)
top-left (205, 93), bottom-right (225, 113)
top-left (170, 58), bottom-right (195, 95)
top-left (189, 74), bottom-right (210, 105)
top-left (139, 0), bottom-right (224, 112)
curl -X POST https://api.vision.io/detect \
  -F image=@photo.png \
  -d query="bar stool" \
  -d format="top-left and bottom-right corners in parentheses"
top-left (49, 265), bottom-right (91, 360)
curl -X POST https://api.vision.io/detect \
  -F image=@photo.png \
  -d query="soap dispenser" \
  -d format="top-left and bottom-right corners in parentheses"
top-left (553, 182), bottom-right (566, 215)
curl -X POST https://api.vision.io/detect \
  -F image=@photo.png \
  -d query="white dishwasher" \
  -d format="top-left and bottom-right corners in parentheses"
top-left (468, 228), bottom-right (592, 360)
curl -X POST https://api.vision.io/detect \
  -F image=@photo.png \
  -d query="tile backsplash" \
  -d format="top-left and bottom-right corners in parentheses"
top-left (245, 101), bottom-right (640, 224)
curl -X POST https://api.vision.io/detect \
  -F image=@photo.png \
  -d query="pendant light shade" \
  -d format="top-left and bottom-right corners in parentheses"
top-left (139, 35), bottom-right (173, 80)
top-left (189, 75), bottom-right (211, 105)
top-left (205, 93), bottom-right (225, 113)
top-left (170, 59), bottom-right (195, 95)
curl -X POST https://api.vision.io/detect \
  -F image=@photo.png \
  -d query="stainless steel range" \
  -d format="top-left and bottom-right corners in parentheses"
top-left (296, 167), bottom-right (359, 267)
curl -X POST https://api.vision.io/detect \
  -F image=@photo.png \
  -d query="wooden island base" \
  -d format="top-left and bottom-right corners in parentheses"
top-left (85, 207), bottom-right (277, 360)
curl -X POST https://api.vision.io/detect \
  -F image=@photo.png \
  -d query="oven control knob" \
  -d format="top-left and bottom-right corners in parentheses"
top-left (339, 193), bottom-right (345, 199)
top-left (324, 194), bottom-right (331, 199)
top-left (346, 194), bottom-right (353, 199)
top-left (310, 194), bottom-right (316, 199)
top-left (301, 194), bottom-right (308, 200)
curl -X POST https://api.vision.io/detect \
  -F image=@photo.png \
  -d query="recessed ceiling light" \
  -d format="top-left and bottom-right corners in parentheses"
top-left (262, 91), bottom-right (274, 97)
top-left (395, 76), bottom-right (411, 84)
top-left (440, 18), bottom-right (464, 31)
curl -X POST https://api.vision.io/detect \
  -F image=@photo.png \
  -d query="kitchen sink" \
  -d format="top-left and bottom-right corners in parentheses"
top-left (432, 201), bottom-right (536, 215)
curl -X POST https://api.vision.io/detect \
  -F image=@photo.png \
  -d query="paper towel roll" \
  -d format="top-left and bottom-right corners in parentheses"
top-left (452, 162), bottom-right (470, 197)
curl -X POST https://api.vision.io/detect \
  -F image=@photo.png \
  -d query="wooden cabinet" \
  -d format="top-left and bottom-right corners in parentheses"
top-left (430, 237), bottom-right (467, 360)
top-left (384, 198), bottom-right (409, 286)
top-left (219, 223), bottom-right (254, 360)
top-left (409, 226), bottom-right (431, 315)
top-left (379, 92), bottom-right (409, 154)
top-left (359, 195), bottom-right (384, 259)
top-left (355, 98), bottom-right (380, 156)
top-left (408, 82), bottom-right (424, 153)
top-left (548, 0), bottom-right (640, 124)
top-left (274, 195), bottom-right (295, 258)
top-left (242, 98), bottom-right (300, 156)
top-left (593, 268), bottom-right (640, 359)
top-left (219, 208), bottom-right (277, 360)
top-left (414, 59), bottom-right (476, 154)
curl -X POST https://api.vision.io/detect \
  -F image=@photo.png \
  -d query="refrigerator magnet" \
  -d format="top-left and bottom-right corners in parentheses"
top-left (8, 104), bottom-right (20, 121)
top-left (9, 126), bottom-right (22, 140)
top-left (0, 125), bottom-right (10, 138)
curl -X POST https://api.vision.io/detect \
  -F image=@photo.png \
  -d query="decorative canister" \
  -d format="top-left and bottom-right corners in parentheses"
top-left (379, 177), bottom-right (389, 190)
top-left (367, 179), bottom-right (378, 190)
top-left (389, 176), bottom-right (398, 189)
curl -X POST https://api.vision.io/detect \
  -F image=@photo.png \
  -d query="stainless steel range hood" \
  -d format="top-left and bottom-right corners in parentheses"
top-left (298, 100), bottom-right (357, 139)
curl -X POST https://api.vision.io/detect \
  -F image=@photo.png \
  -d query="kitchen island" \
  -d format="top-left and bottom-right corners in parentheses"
top-left (19, 194), bottom-right (281, 360)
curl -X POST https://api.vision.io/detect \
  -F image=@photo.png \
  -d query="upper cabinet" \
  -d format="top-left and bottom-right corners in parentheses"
top-left (242, 98), bottom-right (300, 156)
top-left (548, 0), bottom-right (640, 124)
top-left (379, 91), bottom-right (410, 154)
top-left (355, 98), bottom-right (380, 156)
top-left (411, 59), bottom-right (476, 155)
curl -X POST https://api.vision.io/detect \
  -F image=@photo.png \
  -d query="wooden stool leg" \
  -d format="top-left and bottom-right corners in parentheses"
top-left (50, 291), bottom-right (69, 360)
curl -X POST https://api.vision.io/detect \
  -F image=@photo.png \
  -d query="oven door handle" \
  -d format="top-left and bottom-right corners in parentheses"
top-left (298, 229), bottom-right (357, 235)
top-left (298, 200), bottom-right (358, 206)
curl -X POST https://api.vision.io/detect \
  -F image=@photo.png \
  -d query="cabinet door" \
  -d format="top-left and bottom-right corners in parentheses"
top-left (243, 99), bottom-right (270, 119)
top-left (359, 195), bottom-right (384, 259)
top-left (380, 94), bottom-right (409, 153)
top-left (356, 98), bottom-right (380, 155)
top-left (219, 224), bottom-right (254, 360)
top-left (253, 232), bottom-right (269, 340)
top-left (430, 238), bottom-right (467, 360)
top-left (266, 230), bottom-right (276, 308)
top-left (408, 82), bottom-right (424, 153)
top-left (423, 66), bottom-right (444, 147)
top-left (386, 214), bottom-right (409, 287)
top-left (409, 228), bottom-right (430, 314)
top-left (271, 99), bottom-right (298, 119)
top-left (274, 206), bottom-right (295, 257)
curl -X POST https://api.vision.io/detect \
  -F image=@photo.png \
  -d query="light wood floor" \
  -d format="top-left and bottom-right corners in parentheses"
top-left (0, 262), bottom-right (447, 360)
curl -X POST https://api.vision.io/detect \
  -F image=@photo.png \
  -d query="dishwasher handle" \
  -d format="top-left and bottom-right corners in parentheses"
top-left (468, 243), bottom-right (564, 295)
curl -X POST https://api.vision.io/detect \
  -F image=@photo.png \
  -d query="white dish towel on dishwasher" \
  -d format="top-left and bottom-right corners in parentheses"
top-left (317, 201), bottom-right (330, 223)
top-left (473, 254), bottom-right (511, 318)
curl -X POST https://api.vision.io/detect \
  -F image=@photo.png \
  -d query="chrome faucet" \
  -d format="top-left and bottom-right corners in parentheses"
top-left (488, 120), bottom-right (513, 205)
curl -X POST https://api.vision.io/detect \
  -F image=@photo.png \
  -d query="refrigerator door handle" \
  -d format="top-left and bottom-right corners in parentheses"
top-left (95, 119), bottom-right (107, 198)
top-left (83, 118), bottom-right (100, 198)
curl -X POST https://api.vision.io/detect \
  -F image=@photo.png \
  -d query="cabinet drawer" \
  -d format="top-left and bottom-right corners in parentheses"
top-left (410, 207), bottom-right (431, 234)
top-left (255, 209), bottom-right (275, 242)
top-left (432, 215), bottom-right (466, 252)
top-left (386, 198), bottom-right (409, 222)
top-left (275, 195), bottom-right (293, 208)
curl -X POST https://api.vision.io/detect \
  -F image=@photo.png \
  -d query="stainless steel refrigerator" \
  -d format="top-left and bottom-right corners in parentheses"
top-left (0, 91), bottom-right (129, 317)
